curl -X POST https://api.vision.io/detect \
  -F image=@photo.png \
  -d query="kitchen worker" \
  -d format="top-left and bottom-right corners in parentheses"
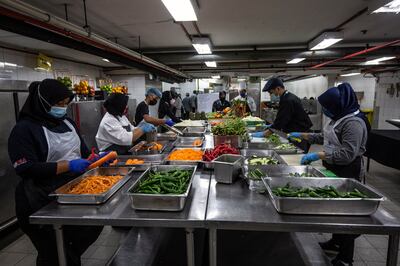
top-left (288, 83), bottom-right (369, 266)
top-left (233, 89), bottom-right (256, 114)
top-left (254, 78), bottom-right (313, 152)
top-left (8, 79), bottom-right (103, 266)
top-left (135, 87), bottom-right (175, 127)
top-left (212, 91), bottom-right (231, 112)
top-left (158, 90), bottom-right (182, 125)
top-left (182, 92), bottom-right (192, 119)
top-left (96, 93), bottom-right (156, 154)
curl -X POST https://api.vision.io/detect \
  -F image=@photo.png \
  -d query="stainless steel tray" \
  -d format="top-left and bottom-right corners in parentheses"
top-left (50, 167), bottom-right (134, 204)
top-left (162, 124), bottom-right (184, 136)
top-left (174, 136), bottom-right (204, 147)
top-left (112, 154), bottom-right (167, 171)
top-left (127, 165), bottom-right (197, 211)
top-left (165, 147), bottom-right (203, 165)
top-left (262, 177), bottom-right (385, 215)
top-left (182, 127), bottom-right (207, 137)
top-left (258, 165), bottom-right (325, 178)
top-left (156, 132), bottom-right (177, 141)
top-left (129, 140), bottom-right (169, 155)
top-left (241, 149), bottom-right (287, 165)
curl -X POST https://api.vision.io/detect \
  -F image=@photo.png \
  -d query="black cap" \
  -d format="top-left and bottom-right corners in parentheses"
top-left (263, 78), bottom-right (284, 92)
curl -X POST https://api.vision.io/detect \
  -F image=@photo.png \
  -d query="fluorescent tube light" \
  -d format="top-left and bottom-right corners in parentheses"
top-left (211, 75), bottom-right (220, 79)
top-left (161, 0), bottom-right (197, 21)
top-left (102, 58), bottom-right (110, 62)
top-left (287, 58), bottom-right (306, 64)
top-left (309, 31), bottom-right (343, 50)
top-left (205, 61), bottom-right (217, 68)
top-left (365, 56), bottom-right (396, 65)
top-left (4, 62), bottom-right (17, 67)
top-left (340, 73), bottom-right (360, 77)
top-left (192, 37), bottom-right (212, 54)
top-left (373, 0), bottom-right (400, 14)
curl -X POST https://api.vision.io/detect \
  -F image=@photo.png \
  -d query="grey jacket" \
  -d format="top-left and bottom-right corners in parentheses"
top-left (308, 116), bottom-right (367, 166)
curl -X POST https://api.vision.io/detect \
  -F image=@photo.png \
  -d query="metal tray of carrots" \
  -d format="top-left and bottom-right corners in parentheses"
top-left (165, 148), bottom-right (204, 165)
top-left (50, 167), bottom-right (134, 204)
top-left (111, 154), bottom-right (167, 171)
top-left (173, 137), bottom-right (204, 147)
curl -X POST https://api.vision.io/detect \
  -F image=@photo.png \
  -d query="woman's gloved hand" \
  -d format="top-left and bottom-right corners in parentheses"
top-left (69, 159), bottom-right (90, 173)
top-left (251, 131), bottom-right (265, 138)
top-left (165, 119), bottom-right (175, 127)
top-left (138, 122), bottom-right (156, 133)
top-left (300, 152), bottom-right (320, 165)
top-left (287, 132), bottom-right (302, 142)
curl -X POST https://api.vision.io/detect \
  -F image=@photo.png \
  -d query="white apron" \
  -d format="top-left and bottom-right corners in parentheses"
top-left (42, 119), bottom-right (81, 162)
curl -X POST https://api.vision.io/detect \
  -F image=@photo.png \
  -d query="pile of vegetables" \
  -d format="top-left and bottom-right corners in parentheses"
top-left (211, 119), bottom-right (246, 136)
top-left (125, 159), bottom-right (145, 165)
top-left (247, 155), bottom-right (279, 165)
top-left (272, 184), bottom-right (368, 198)
top-left (57, 77), bottom-right (72, 89)
top-left (265, 133), bottom-right (282, 145)
top-left (133, 169), bottom-right (192, 194)
top-left (202, 144), bottom-right (239, 162)
top-left (100, 84), bottom-right (113, 94)
top-left (248, 169), bottom-right (264, 180)
top-left (168, 149), bottom-right (203, 161)
top-left (289, 172), bottom-right (319, 177)
top-left (275, 143), bottom-right (296, 150)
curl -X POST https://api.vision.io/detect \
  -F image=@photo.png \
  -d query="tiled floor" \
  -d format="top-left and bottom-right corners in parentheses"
top-left (0, 159), bottom-right (399, 266)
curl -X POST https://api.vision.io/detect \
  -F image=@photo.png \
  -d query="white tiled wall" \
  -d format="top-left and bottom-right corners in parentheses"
top-left (0, 48), bottom-right (103, 84)
top-left (374, 72), bottom-right (400, 129)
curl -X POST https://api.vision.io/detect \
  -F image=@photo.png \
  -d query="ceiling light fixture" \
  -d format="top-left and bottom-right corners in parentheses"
top-left (192, 37), bottom-right (212, 54)
top-left (365, 56), bottom-right (396, 65)
top-left (308, 31), bottom-right (343, 50)
top-left (102, 58), bottom-right (110, 62)
top-left (161, 0), bottom-right (197, 21)
top-left (340, 72), bottom-right (361, 77)
top-left (287, 58), bottom-right (306, 64)
top-left (373, 0), bottom-right (400, 14)
top-left (211, 75), bottom-right (220, 79)
top-left (205, 61), bottom-right (217, 68)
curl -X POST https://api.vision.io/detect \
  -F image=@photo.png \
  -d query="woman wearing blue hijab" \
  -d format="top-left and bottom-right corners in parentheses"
top-left (287, 83), bottom-right (370, 266)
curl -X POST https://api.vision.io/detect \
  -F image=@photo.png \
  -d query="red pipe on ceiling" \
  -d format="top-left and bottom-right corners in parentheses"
top-left (0, 6), bottom-right (184, 78)
top-left (310, 39), bottom-right (400, 69)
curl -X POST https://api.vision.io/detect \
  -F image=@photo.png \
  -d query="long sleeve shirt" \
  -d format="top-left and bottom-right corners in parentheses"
top-left (308, 116), bottom-right (367, 165)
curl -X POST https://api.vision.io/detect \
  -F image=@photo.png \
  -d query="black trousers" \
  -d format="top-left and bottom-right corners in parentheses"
top-left (16, 184), bottom-right (103, 266)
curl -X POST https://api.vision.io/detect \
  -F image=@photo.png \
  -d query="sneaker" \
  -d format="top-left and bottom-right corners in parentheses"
top-left (319, 240), bottom-right (340, 255)
top-left (331, 257), bottom-right (353, 266)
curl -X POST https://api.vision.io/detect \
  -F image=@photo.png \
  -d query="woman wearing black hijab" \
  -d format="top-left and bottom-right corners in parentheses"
top-left (8, 79), bottom-right (102, 266)
top-left (158, 91), bottom-right (182, 124)
top-left (96, 93), bottom-right (155, 154)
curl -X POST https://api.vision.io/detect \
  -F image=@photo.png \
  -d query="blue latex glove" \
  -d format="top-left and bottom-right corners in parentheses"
top-left (287, 132), bottom-right (302, 142)
top-left (300, 153), bottom-right (320, 165)
top-left (265, 124), bottom-right (272, 129)
top-left (69, 159), bottom-right (90, 173)
top-left (138, 122), bottom-right (156, 133)
top-left (165, 119), bottom-right (175, 127)
top-left (252, 131), bottom-right (265, 138)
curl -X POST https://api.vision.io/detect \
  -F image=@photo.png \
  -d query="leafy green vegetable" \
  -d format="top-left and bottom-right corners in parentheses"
top-left (288, 172), bottom-right (318, 177)
top-left (275, 143), bottom-right (296, 150)
top-left (248, 155), bottom-right (279, 165)
top-left (211, 118), bottom-right (247, 136)
top-left (265, 133), bottom-right (282, 145)
top-left (248, 168), bottom-right (264, 180)
top-left (272, 183), bottom-right (368, 198)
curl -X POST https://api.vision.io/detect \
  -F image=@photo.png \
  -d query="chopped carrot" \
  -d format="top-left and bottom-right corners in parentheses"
top-left (168, 149), bottom-right (203, 161)
top-left (126, 159), bottom-right (145, 165)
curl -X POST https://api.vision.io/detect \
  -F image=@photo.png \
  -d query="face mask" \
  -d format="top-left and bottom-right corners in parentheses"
top-left (322, 107), bottom-right (334, 118)
top-left (49, 106), bottom-right (67, 118)
top-left (170, 99), bottom-right (176, 105)
top-left (240, 93), bottom-right (246, 98)
top-left (219, 97), bottom-right (225, 101)
top-left (149, 99), bottom-right (158, 106)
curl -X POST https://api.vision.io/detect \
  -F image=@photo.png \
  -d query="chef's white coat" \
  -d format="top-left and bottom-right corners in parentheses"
top-left (96, 112), bottom-right (135, 151)
top-left (234, 95), bottom-right (257, 113)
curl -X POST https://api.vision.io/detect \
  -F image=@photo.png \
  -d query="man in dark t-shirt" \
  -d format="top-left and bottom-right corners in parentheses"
top-left (135, 88), bottom-right (175, 127)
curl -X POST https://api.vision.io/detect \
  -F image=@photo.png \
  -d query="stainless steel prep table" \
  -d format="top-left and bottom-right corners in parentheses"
top-left (30, 170), bottom-right (212, 266)
top-left (206, 176), bottom-right (400, 266)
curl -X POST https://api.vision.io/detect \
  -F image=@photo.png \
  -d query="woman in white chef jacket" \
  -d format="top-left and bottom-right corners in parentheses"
top-left (96, 93), bottom-right (156, 154)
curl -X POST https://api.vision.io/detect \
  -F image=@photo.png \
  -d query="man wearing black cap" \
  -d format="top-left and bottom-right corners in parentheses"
top-left (257, 78), bottom-right (312, 151)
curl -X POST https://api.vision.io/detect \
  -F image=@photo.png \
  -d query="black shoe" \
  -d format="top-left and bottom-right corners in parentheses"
top-left (319, 240), bottom-right (340, 255)
top-left (331, 257), bottom-right (353, 266)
